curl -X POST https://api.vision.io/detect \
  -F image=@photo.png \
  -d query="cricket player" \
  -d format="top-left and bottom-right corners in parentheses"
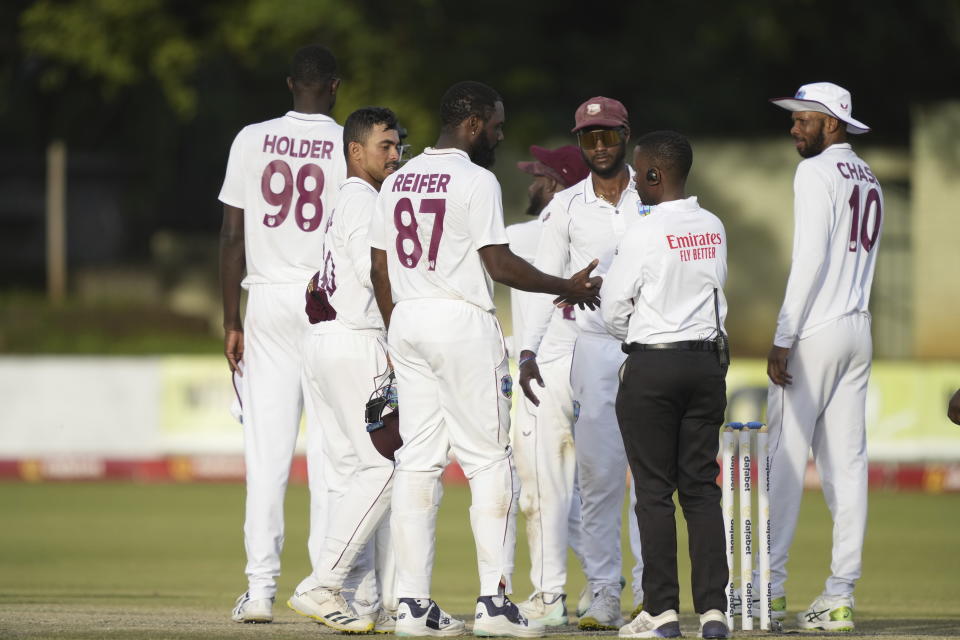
top-left (287, 107), bottom-right (402, 633)
top-left (219, 44), bottom-right (346, 623)
top-left (519, 97), bottom-right (644, 630)
top-left (766, 82), bottom-right (882, 631)
top-left (369, 80), bottom-right (602, 638)
top-left (507, 145), bottom-right (590, 626)
top-left (604, 131), bottom-right (730, 640)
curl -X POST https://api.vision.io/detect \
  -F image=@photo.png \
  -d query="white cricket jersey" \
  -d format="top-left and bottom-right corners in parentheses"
top-left (601, 196), bottom-right (728, 344)
top-left (521, 167), bottom-right (643, 353)
top-left (506, 219), bottom-right (578, 363)
top-left (314, 177), bottom-right (384, 331)
top-left (369, 148), bottom-right (508, 312)
top-left (774, 143), bottom-right (883, 348)
top-left (219, 111), bottom-right (346, 287)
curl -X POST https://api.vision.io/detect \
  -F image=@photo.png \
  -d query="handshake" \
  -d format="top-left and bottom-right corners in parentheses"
top-left (554, 258), bottom-right (603, 310)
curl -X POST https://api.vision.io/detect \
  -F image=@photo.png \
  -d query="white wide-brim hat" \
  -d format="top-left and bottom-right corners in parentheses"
top-left (770, 82), bottom-right (870, 134)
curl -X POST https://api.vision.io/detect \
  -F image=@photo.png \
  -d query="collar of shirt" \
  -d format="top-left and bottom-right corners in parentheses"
top-left (423, 147), bottom-right (470, 160)
top-left (649, 195), bottom-right (701, 217)
top-left (284, 111), bottom-right (336, 123)
top-left (822, 142), bottom-right (853, 154)
top-left (584, 165), bottom-right (637, 207)
top-left (340, 176), bottom-right (378, 194)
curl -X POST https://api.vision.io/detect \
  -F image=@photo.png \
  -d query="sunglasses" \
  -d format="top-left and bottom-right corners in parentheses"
top-left (577, 128), bottom-right (624, 150)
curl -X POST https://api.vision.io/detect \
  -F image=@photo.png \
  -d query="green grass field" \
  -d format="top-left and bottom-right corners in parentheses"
top-left (1, 483), bottom-right (959, 639)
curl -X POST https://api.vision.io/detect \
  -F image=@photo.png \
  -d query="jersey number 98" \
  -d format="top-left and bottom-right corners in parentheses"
top-left (260, 160), bottom-right (325, 231)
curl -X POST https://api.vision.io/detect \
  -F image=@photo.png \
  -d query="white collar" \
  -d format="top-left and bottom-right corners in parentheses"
top-left (340, 176), bottom-right (378, 193)
top-left (284, 111), bottom-right (336, 123)
top-left (423, 147), bottom-right (470, 160)
top-left (583, 165), bottom-right (637, 206)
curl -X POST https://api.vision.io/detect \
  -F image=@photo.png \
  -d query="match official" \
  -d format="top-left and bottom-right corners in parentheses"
top-left (601, 131), bottom-right (730, 639)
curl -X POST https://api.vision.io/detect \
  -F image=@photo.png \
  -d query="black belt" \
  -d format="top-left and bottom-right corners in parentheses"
top-left (622, 340), bottom-right (718, 354)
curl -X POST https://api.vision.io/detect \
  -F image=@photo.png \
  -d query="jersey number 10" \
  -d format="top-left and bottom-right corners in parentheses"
top-left (847, 185), bottom-right (882, 252)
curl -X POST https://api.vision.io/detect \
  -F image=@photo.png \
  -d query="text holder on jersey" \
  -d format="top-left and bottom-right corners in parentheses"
top-left (394, 197), bottom-right (446, 269)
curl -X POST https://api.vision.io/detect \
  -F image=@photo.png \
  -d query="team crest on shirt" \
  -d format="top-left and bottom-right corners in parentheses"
top-left (637, 203), bottom-right (653, 217)
top-left (572, 400), bottom-right (581, 422)
top-left (500, 374), bottom-right (513, 399)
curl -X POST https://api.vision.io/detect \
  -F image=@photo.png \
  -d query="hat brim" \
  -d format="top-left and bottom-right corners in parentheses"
top-left (770, 97), bottom-right (870, 134)
top-left (516, 160), bottom-right (542, 176)
top-left (571, 118), bottom-right (627, 133)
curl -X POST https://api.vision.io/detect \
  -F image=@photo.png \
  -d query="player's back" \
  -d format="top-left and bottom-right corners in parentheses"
top-left (797, 143), bottom-right (883, 332)
top-left (219, 111), bottom-right (346, 287)
top-left (372, 147), bottom-right (507, 312)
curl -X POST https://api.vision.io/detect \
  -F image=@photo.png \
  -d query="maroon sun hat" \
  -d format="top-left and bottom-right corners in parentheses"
top-left (517, 144), bottom-right (589, 187)
top-left (571, 96), bottom-right (629, 133)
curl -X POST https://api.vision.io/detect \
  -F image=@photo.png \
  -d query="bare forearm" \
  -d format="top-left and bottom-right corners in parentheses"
top-left (370, 249), bottom-right (394, 329)
top-left (219, 208), bottom-right (245, 330)
top-left (481, 246), bottom-right (569, 295)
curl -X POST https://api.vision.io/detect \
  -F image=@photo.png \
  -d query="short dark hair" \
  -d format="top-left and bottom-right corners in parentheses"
top-left (440, 81), bottom-right (502, 130)
top-left (290, 44), bottom-right (337, 86)
top-left (635, 130), bottom-right (693, 179)
top-left (343, 107), bottom-right (399, 157)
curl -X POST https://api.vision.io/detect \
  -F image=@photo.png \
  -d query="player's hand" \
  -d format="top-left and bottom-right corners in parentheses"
top-left (948, 388), bottom-right (960, 425)
top-left (518, 350), bottom-right (544, 406)
top-left (554, 259), bottom-right (602, 310)
top-left (766, 344), bottom-right (792, 386)
top-left (225, 329), bottom-right (244, 375)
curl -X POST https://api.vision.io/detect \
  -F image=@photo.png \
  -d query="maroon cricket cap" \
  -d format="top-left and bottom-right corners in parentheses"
top-left (516, 145), bottom-right (589, 188)
top-left (572, 96), bottom-right (629, 133)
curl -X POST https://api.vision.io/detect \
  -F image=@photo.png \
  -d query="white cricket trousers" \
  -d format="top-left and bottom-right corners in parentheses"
top-left (241, 283), bottom-right (325, 601)
top-left (388, 299), bottom-right (518, 598)
top-left (571, 332), bottom-right (643, 598)
top-left (767, 312), bottom-right (871, 599)
top-left (512, 352), bottom-right (587, 595)
top-left (299, 321), bottom-right (396, 609)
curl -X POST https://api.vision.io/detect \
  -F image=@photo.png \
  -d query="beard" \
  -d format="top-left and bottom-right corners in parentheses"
top-left (583, 144), bottom-right (627, 178)
top-left (797, 128), bottom-right (827, 158)
top-left (470, 129), bottom-right (498, 168)
top-left (525, 187), bottom-right (547, 217)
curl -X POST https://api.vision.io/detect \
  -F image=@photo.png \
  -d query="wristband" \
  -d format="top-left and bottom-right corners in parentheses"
top-left (518, 355), bottom-right (536, 367)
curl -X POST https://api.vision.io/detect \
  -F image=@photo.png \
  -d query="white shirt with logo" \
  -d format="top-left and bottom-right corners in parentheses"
top-left (774, 143), bottom-right (883, 348)
top-left (314, 177), bottom-right (384, 332)
top-left (219, 111), bottom-right (346, 287)
top-left (521, 167), bottom-right (643, 354)
top-left (506, 219), bottom-right (578, 363)
top-left (601, 196), bottom-right (728, 344)
top-left (369, 148), bottom-right (508, 311)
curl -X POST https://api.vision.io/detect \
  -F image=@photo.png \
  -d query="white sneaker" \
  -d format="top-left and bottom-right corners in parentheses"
top-left (797, 593), bottom-right (855, 631)
top-left (396, 598), bottom-right (465, 637)
top-left (287, 586), bottom-right (375, 633)
top-left (619, 609), bottom-right (681, 638)
top-left (577, 576), bottom-right (625, 616)
top-left (374, 607), bottom-right (398, 634)
top-left (578, 585), bottom-right (624, 630)
top-left (231, 591), bottom-right (273, 623)
top-left (474, 595), bottom-right (546, 637)
top-left (516, 592), bottom-right (568, 626)
top-left (698, 609), bottom-right (729, 639)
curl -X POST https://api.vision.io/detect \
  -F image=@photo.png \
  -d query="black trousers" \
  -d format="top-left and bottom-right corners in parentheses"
top-left (615, 349), bottom-right (728, 615)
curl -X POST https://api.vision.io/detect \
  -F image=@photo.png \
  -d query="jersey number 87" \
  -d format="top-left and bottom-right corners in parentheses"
top-left (394, 197), bottom-right (446, 270)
